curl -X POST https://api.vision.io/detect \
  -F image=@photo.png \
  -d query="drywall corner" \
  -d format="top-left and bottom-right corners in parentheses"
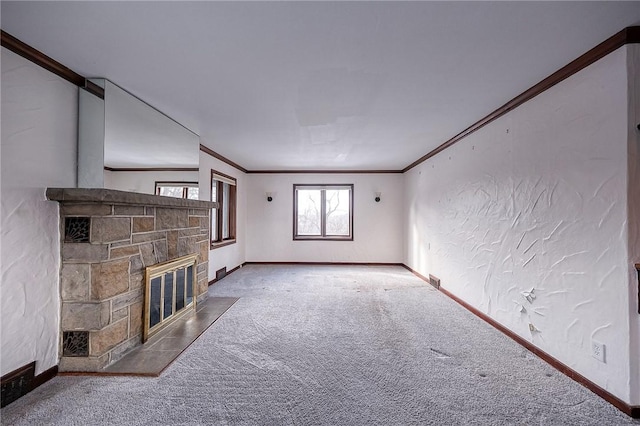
top-left (626, 43), bottom-right (640, 406)
top-left (199, 146), bottom-right (247, 278)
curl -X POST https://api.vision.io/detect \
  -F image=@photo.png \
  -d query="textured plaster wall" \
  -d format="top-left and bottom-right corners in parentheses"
top-left (1, 48), bottom-right (78, 375)
top-left (246, 173), bottom-right (403, 263)
top-left (104, 170), bottom-right (199, 195)
top-left (199, 148), bottom-right (247, 279)
top-left (627, 44), bottom-right (640, 405)
top-left (403, 47), bottom-right (635, 402)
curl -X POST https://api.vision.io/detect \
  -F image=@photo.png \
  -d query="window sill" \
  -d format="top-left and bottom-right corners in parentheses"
top-left (210, 239), bottom-right (236, 250)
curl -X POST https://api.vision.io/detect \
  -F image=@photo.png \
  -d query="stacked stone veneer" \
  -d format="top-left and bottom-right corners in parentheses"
top-left (47, 188), bottom-right (216, 372)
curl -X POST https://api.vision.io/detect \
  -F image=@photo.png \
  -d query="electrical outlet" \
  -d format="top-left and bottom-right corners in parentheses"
top-left (592, 340), bottom-right (606, 363)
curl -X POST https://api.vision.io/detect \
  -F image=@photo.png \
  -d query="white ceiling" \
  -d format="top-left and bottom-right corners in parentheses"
top-left (3, 1), bottom-right (640, 171)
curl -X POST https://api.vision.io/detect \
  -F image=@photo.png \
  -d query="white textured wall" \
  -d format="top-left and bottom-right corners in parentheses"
top-left (627, 44), bottom-right (640, 405)
top-left (246, 173), bottom-right (403, 263)
top-left (77, 88), bottom-right (105, 188)
top-left (104, 170), bottom-right (199, 195)
top-left (1, 48), bottom-right (78, 375)
top-left (404, 47), bottom-right (635, 403)
top-left (199, 148), bottom-right (247, 279)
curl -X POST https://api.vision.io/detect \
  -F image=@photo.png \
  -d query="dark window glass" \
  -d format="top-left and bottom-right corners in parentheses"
top-left (211, 171), bottom-right (237, 248)
top-left (163, 272), bottom-right (174, 320)
top-left (294, 185), bottom-right (353, 240)
top-left (176, 268), bottom-right (185, 311)
top-left (150, 277), bottom-right (162, 328)
top-left (186, 265), bottom-right (194, 305)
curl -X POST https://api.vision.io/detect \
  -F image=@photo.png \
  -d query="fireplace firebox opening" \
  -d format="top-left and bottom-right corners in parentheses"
top-left (144, 254), bottom-right (198, 342)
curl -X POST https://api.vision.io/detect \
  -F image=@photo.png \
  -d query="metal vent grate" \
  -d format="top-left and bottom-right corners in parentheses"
top-left (429, 274), bottom-right (441, 289)
top-left (64, 217), bottom-right (90, 243)
top-left (216, 267), bottom-right (227, 282)
top-left (62, 331), bottom-right (89, 357)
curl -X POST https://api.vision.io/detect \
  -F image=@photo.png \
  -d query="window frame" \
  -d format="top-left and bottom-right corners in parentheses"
top-left (155, 181), bottom-right (199, 199)
top-left (210, 170), bottom-right (237, 249)
top-left (293, 184), bottom-right (354, 241)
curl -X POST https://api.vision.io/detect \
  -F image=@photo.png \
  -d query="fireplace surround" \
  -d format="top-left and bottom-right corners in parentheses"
top-left (47, 188), bottom-right (216, 372)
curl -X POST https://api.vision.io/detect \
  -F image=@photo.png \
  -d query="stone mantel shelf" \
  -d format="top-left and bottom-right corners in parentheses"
top-left (47, 188), bottom-right (217, 209)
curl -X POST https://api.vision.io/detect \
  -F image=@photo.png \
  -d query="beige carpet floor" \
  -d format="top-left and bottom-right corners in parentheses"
top-left (1, 265), bottom-right (638, 425)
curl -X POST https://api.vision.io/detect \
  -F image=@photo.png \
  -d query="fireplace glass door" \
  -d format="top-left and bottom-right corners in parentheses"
top-left (144, 254), bottom-right (197, 341)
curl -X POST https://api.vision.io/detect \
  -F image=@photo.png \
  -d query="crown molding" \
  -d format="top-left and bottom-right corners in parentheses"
top-left (403, 26), bottom-right (640, 172)
top-left (5, 25), bottom-right (638, 174)
top-left (1, 30), bottom-right (104, 99)
top-left (199, 144), bottom-right (248, 173)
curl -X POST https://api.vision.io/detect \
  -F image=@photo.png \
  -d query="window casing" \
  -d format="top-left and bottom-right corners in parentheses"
top-left (211, 170), bottom-right (237, 249)
top-left (155, 182), bottom-right (199, 200)
top-left (293, 184), bottom-right (353, 241)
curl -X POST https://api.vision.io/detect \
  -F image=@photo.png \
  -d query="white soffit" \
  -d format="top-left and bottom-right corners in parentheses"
top-left (2, 1), bottom-right (640, 171)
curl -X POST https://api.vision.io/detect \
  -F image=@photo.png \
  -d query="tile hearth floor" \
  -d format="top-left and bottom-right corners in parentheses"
top-left (99, 296), bottom-right (239, 376)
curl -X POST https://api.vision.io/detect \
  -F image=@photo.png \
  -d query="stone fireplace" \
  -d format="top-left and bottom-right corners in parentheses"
top-left (47, 188), bottom-right (215, 372)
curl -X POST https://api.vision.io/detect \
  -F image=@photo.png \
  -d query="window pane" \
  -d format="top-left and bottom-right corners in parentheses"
top-left (222, 183), bottom-right (230, 239)
top-left (211, 208), bottom-right (218, 241)
top-left (297, 189), bottom-right (322, 235)
top-left (211, 171), bottom-right (237, 247)
top-left (211, 182), bottom-right (218, 242)
top-left (158, 186), bottom-right (184, 198)
top-left (325, 189), bottom-right (350, 236)
top-left (187, 187), bottom-right (199, 200)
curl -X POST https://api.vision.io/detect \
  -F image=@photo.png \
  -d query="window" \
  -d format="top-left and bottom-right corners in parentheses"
top-left (211, 170), bottom-right (237, 248)
top-left (155, 182), bottom-right (199, 200)
top-left (294, 184), bottom-right (353, 240)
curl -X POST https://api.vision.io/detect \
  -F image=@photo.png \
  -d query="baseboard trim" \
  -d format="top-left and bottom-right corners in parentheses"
top-left (1, 363), bottom-right (58, 408)
top-left (208, 264), bottom-right (242, 286)
top-left (438, 286), bottom-right (639, 418)
top-left (400, 264), bottom-right (429, 282)
top-left (58, 371), bottom-right (157, 378)
top-left (247, 169), bottom-right (402, 174)
top-left (243, 261), bottom-right (404, 266)
top-left (30, 365), bottom-right (58, 391)
top-left (402, 264), bottom-right (639, 418)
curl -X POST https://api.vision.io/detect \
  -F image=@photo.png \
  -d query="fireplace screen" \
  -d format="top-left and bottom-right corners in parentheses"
top-left (144, 254), bottom-right (198, 342)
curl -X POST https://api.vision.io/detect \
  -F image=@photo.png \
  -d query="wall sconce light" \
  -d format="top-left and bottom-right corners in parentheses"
top-left (266, 192), bottom-right (274, 202)
top-left (375, 192), bottom-right (381, 203)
